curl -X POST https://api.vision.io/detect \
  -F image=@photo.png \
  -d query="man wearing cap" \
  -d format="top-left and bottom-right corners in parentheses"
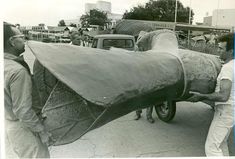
top-left (4, 22), bottom-right (51, 158)
top-left (189, 33), bottom-right (234, 156)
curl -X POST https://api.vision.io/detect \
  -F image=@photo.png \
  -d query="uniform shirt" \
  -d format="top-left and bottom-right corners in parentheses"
top-left (4, 53), bottom-right (44, 132)
top-left (215, 59), bottom-right (234, 106)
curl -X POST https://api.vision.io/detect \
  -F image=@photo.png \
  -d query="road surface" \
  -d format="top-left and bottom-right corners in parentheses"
top-left (50, 102), bottom-right (213, 157)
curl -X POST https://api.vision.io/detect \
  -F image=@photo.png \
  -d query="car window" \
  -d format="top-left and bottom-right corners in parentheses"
top-left (103, 39), bottom-right (133, 49)
top-left (92, 38), bottom-right (98, 48)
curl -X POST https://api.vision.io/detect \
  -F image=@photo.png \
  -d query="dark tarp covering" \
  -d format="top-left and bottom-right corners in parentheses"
top-left (27, 39), bottom-right (221, 145)
top-left (114, 19), bottom-right (175, 37)
top-left (136, 30), bottom-right (222, 95)
top-left (114, 19), bottom-right (230, 36)
top-left (28, 41), bottom-right (184, 145)
top-left (28, 41), bottom-right (183, 106)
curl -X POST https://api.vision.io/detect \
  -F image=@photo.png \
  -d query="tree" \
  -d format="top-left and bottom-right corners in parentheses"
top-left (38, 23), bottom-right (45, 27)
top-left (58, 19), bottom-right (66, 26)
top-left (69, 23), bottom-right (77, 27)
top-left (80, 9), bottom-right (109, 27)
top-left (123, 0), bottom-right (194, 24)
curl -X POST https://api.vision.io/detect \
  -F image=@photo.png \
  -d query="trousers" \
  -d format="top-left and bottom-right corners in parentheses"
top-left (5, 120), bottom-right (50, 158)
top-left (205, 104), bottom-right (234, 156)
top-left (136, 106), bottom-right (154, 118)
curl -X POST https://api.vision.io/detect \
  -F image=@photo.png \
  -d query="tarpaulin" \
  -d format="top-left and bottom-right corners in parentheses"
top-left (28, 41), bottom-right (184, 106)
top-left (28, 41), bottom-right (184, 145)
top-left (136, 30), bottom-right (222, 95)
top-left (27, 33), bottom-right (221, 145)
top-left (114, 19), bottom-right (176, 37)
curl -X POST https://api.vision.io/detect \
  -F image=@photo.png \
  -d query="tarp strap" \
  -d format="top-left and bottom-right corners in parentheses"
top-left (166, 52), bottom-right (187, 99)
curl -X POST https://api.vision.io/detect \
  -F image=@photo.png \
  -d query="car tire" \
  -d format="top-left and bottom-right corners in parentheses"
top-left (155, 100), bottom-right (176, 122)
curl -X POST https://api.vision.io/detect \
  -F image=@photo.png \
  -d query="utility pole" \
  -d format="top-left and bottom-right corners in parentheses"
top-left (187, 0), bottom-right (192, 46)
top-left (174, 0), bottom-right (178, 23)
top-left (174, 0), bottom-right (178, 31)
top-left (216, 0), bottom-right (220, 27)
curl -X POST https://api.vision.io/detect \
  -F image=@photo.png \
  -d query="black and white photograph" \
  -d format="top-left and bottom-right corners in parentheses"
top-left (1, 0), bottom-right (235, 158)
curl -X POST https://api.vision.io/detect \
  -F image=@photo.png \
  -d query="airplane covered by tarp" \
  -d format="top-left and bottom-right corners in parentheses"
top-left (27, 30), bottom-right (221, 146)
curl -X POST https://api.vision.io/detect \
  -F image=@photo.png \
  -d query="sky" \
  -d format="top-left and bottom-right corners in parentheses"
top-left (2, 0), bottom-right (235, 26)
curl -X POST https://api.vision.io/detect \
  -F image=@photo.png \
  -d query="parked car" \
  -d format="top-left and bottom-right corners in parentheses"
top-left (92, 34), bottom-right (136, 51)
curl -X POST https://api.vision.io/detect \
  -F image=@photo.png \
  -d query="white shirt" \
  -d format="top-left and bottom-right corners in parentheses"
top-left (215, 59), bottom-right (234, 106)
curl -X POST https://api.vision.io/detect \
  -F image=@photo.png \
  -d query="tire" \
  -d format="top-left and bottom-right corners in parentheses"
top-left (155, 100), bottom-right (176, 122)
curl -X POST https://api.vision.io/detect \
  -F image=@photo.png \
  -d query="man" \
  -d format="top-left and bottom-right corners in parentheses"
top-left (188, 33), bottom-right (234, 156)
top-left (135, 106), bottom-right (155, 123)
top-left (70, 31), bottom-right (82, 46)
top-left (4, 22), bottom-right (51, 158)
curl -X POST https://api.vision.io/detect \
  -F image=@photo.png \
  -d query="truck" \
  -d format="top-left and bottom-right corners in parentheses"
top-left (91, 34), bottom-right (136, 51)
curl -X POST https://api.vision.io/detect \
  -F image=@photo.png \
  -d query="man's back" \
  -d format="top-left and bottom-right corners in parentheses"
top-left (4, 54), bottom-right (31, 121)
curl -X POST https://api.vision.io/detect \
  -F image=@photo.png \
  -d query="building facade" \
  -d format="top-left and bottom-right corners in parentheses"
top-left (84, 0), bottom-right (122, 28)
top-left (85, 1), bottom-right (111, 13)
top-left (203, 16), bottom-right (212, 26)
top-left (85, 3), bottom-right (96, 13)
top-left (212, 9), bottom-right (235, 27)
top-left (96, 1), bottom-right (111, 13)
top-left (64, 19), bottom-right (81, 27)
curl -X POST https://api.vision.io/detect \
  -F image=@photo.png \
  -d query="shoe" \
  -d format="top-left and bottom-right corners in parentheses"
top-left (134, 114), bottom-right (141, 120)
top-left (147, 117), bottom-right (155, 123)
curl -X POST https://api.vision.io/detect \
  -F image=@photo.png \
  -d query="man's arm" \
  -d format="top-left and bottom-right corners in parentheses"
top-left (188, 79), bottom-right (232, 102)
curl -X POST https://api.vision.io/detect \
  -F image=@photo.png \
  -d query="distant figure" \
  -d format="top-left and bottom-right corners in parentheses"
top-left (70, 32), bottom-right (82, 46)
top-left (135, 106), bottom-right (155, 123)
top-left (83, 35), bottom-right (89, 47)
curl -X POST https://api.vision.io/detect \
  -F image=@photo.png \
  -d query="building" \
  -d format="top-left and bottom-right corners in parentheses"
top-left (96, 1), bottom-right (111, 13)
top-left (107, 13), bottom-right (122, 27)
top-left (85, 3), bottom-right (96, 13)
top-left (64, 18), bottom-right (81, 27)
top-left (19, 25), bottom-right (76, 42)
top-left (212, 9), bottom-right (235, 28)
top-left (19, 25), bottom-right (48, 38)
top-left (84, 0), bottom-right (122, 28)
top-left (85, 1), bottom-right (111, 13)
top-left (203, 16), bottom-right (212, 26)
top-left (203, 9), bottom-right (235, 29)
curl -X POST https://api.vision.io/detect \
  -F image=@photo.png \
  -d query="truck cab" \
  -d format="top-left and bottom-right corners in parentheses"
top-left (92, 34), bottom-right (136, 51)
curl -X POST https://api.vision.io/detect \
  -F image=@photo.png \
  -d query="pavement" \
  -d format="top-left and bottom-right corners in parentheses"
top-left (49, 102), bottom-right (213, 158)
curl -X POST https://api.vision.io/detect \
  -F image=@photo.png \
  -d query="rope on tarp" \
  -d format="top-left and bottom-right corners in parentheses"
top-left (167, 52), bottom-right (187, 98)
top-left (147, 29), bottom-right (188, 99)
